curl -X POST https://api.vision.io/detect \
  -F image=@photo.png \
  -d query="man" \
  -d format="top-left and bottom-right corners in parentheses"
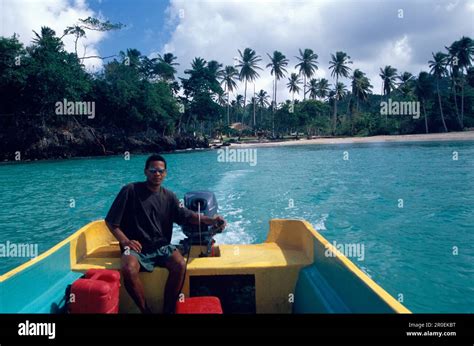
top-left (105, 154), bottom-right (226, 314)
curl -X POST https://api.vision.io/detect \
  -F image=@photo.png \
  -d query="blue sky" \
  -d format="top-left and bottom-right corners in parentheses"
top-left (87, 0), bottom-right (171, 58)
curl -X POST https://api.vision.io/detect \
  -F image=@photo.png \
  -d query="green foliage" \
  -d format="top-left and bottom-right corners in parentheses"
top-left (0, 25), bottom-right (472, 145)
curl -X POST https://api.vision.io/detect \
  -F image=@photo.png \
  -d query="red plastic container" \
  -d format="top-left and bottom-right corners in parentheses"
top-left (175, 296), bottom-right (223, 314)
top-left (69, 269), bottom-right (121, 314)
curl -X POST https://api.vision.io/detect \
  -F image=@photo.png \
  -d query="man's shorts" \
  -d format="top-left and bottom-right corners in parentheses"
top-left (123, 244), bottom-right (178, 272)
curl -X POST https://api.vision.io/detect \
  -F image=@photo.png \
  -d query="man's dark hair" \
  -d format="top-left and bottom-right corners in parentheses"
top-left (145, 154), bottom-right (167, 170)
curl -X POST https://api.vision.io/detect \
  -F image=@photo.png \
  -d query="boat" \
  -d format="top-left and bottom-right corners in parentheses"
top-left (0, 218), bottom-right (410, 313)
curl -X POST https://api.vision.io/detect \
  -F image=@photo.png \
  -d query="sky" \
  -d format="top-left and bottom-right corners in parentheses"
top-left (1, 0), bottom-right (473, 101)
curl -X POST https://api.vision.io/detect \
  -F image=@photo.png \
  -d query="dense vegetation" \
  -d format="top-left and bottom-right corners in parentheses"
top-left (0, 18), bottom-right (473, 159)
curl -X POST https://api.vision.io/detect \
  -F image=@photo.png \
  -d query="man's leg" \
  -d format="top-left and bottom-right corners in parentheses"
top-left (163, 250), bottom-right (186, 314)
top-left (121, 255), bottom-right (151, 313)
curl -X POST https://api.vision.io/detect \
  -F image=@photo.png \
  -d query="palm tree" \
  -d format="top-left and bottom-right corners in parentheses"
top-left (306, 79), bottom-right (318, 99)
top-left (182, 57), bottom-right (206, 99)
top-left (266, 51), bottom-right (289, 136)
top-left (446, 41), bottom-right (462, 127)
top-left (32, 27), bottom-right (63, 52)
top-left (287, 73), bottom-right (302, 102)
top-left (221, 66), bottom-right (239, 125)
top-left (295, 48), bottom-right (318, 100)
top-left (415, 71), bottom-right (433, 134)
top-left (397, 72), bottom-right (415, 98)
top-left (214, 89), bottom-right (227, 107)
top-left (185, 57), bottom-right (206, 75)
top-left (207, 60), bottom-right (223, 80)
top-left (351, 69), bottom-right (372, 113)
top-left (119, 48), bottom-right (142, 69)
top-left (207, 60), bottom-right (224, 100)
top-left (379, 65), bottom-right (398, 97)
top-left (233, 94), bottom-right (244, 123)
top-left (329, 51), bottom-right (352, 134)
top-left (334, 82), bottom-right (347, 101)
top-left (446, 37), bottom-right (474, 128)
top-left (329, 82), bottom-right (347, 131)
top-left (456, 37), bottom-right (474, 126)
top-left (256, 89), bottom-right (270, 124)
top-left (428, 52), bottom-right (449, 132)
top-left (236, 48), bottom-right (262, 125)
top-left (157, 53), bottom-right (179, 80)
top-left (316, 78), bottom-right (331, 100)
top-left (379, 65), bottom-right (398, 124)
top-left (235, 94), bottom-right (244, 108)
top-left (159, 53), bottom-right (178, 66)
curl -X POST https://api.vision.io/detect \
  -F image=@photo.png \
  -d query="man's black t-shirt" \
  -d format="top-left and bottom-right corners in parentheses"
top-left (105, 182), bottom-right (194, 252)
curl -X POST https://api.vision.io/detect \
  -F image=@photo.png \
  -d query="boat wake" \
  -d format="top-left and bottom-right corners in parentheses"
top-left (213, 170), bottom-right (255, 244)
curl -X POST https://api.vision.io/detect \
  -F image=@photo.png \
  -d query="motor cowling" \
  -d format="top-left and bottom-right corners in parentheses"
top-left (180, 191), bottom-right (220, 255)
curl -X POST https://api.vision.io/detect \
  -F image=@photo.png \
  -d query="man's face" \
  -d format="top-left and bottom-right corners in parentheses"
top-left (144, 160), bottom-right (167, 187)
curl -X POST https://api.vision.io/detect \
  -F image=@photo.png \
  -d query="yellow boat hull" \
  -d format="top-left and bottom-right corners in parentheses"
top-left (0, 219), bottom-right (410, 314)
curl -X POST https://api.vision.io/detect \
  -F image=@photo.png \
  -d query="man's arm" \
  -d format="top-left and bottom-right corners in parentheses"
top-left (105, 185), bottom-right (143, 253)
top-left (188, 213), bottom-right (227, 232)
top-left (105, 221), bottom-right (143, 253)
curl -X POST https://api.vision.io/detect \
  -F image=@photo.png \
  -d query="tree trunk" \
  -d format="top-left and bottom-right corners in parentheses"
top-left (227, 87), bottom-right (230, 125)
top-left (437, 80), bottom-right (448, 132)
top-left (177, 113), bottom-right (183, 134)
top-left (275, 77), bottom-right (278, 109)
top-left (453, 82), bottom-right (464, 130)
top-left (452, 79), bottom-right (462, 128)
top-left (332, 76), bottom-right (338, 135)
top-left (185, 113), bottom-right (192, 131)
top-left (349, 97), bottom-right (354, 135)
top-left (460, 78), bottom-right (465, 129)
top-left (272, 76), bottom-right (277, 138)
top-left (242, 80), bottom-right (247, 124)
top-left (74, 35), bottom-right (79, 56)
top-left (303, 75), bottom-right (306, 100)
top-left (253, 83), bottom-right (256, 128)
top-left (422, 99), bottom-right (429, 134)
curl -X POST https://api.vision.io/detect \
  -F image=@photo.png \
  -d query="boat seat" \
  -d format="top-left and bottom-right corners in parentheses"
top-left (72, 244), bottom-right (123, 271)
top-left (71, 240), bottom-right (312, 313)
top-left (72, 242), bottom-right (312, 272)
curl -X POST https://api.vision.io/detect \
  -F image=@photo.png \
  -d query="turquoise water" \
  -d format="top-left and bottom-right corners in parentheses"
top-left (0, 141), bottom-right (473, 313)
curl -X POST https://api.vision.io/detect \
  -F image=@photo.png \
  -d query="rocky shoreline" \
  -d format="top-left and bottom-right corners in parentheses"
top-left (0, 122), bottom-right (209, 162)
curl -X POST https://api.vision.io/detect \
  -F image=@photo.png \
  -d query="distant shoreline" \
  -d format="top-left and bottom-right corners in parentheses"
top-left (2, 131), bottom-right (473, 164)
top-left (229, 131), bottom-right (474, 148)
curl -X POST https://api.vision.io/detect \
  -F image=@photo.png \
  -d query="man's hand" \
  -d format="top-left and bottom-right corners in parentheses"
top-left (192, 213), bottom-right (227, 232)
top-left (120, 239), bottom-right (143, 253)
top-left (211, 215), bottom-right (226, 232)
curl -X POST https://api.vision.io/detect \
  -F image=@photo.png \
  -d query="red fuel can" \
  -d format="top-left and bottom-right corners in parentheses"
top-left (69, 269), bottom-right (121, 314)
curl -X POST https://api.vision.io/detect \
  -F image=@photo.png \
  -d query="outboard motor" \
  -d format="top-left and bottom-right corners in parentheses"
top-left (180, 191), bottom-right (222, 257)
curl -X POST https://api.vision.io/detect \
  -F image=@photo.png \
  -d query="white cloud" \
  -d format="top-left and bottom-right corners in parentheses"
top-left (445, 0), bottom-right (459, 11)
top-left (159, 0), bottom-right (473, 101)
top-left (0, 0), bottom-right (106, 71)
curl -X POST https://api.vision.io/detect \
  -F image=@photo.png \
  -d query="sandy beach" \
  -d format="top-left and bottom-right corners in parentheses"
top-left (230, 131), bottom-right (474, 148)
